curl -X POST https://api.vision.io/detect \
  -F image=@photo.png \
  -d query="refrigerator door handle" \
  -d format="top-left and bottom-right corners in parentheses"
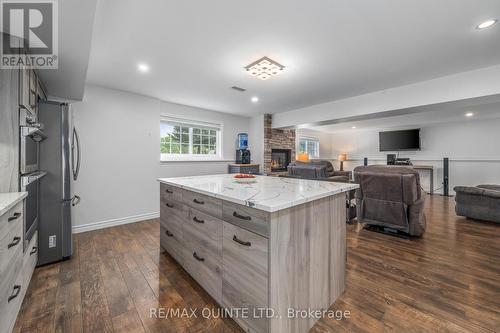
top-left (72, 128), bottom-right (81, 181)
top-left (71, 195), bottom-right (81, 207)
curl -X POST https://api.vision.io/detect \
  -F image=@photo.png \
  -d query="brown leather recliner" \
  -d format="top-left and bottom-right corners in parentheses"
top-left (287, 160), bottom-right (351, 182)
top-left (354, 165), bottom-right (426, 236)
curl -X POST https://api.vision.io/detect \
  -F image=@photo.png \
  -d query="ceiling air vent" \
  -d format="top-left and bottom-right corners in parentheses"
top-left (231, 86), bottom-right (246, 92)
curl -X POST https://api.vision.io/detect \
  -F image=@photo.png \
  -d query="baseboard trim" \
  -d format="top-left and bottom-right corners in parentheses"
top-left (72, 212), bottom-right (159, 234)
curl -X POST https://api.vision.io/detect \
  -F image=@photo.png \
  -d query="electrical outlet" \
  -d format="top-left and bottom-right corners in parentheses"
top-left (49, 235), bottom-right (56, 248)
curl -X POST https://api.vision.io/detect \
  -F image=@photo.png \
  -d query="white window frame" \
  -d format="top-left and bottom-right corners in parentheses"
top-left (298, 136), bottom-right (320, 159)
top-left (160, 115), bottom-right (223, 162)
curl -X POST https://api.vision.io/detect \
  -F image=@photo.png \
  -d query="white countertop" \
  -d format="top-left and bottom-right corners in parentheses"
top-left (157, 174), bottom-right (358, 212)
top-left (0, 192), bottom-right (27, 217)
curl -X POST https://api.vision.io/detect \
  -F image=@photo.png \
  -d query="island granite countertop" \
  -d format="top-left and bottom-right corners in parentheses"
top-left (157, 174), bottom-right (358, 213)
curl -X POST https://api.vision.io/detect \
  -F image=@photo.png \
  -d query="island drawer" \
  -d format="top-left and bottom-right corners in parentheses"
top-left (160, 226), bottom-right (184, 265)
top-left (160, 194), bottom-right (185, 215)
top-left (160, 199), bottom-right (186, 234)
top-left (183, 214), bottom-right (222, 258)
top-left (182, 235), bottom-right (222, 303)
top-left (222, 201), bottom-right (270, 238)
top-left (222, 221), bottom-right (268, 333)
top-left (183, 190), bottom-right (222, 219)
top-left (0, 219), bottom-right (23, 276)
top-left (185, 207), bottom-right (222, 249)
top-left (160, 183), bottom-right (182, 202)
top-left (0, 201), bottom-right (23, 241)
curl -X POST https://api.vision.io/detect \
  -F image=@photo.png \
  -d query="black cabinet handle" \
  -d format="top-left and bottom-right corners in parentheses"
top-left (30, 246), bottom-right (37, 255)
top-left (193, 252), bottom-right (205, 262)
top-left (8, 285), bottom-right (21, 302)
top-left (192, 216), bottom-right (204, 224)
top-left (8, 212), bottom-right (21, 222)
top-left (165, 202), bottom-right (174, 208)
top-left (165, 189), bottom-right (173, 194)
top-left (8, 237), bottom-right (21, 249)
top-left (233, 211), bottom-right (251, 221)
top-left (233, 235), bottom-right (251, 247)
top-left (165, 230), bottom-right (174, 237)
top-left (193, 198), bottom-right (204, 205)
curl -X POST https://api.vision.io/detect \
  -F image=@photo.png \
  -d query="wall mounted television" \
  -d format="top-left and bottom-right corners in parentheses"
top-left (379, 129), bottom-right (421, 151)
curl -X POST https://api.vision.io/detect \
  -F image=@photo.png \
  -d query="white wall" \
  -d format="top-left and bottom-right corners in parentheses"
top-left (71, 85), bottom-right (249, 231)
top-left (296, 128), bottom-right (334, 159)
top-left (327, 118), bottom-right (500, 194)
top-left (248, 114), bottom-right (264, 167)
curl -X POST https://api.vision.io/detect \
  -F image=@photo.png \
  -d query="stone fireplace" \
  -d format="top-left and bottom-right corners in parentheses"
top-left (263, 114), bottom-right (296, 174)
top-left (271, 149), bottom-right (291, 172)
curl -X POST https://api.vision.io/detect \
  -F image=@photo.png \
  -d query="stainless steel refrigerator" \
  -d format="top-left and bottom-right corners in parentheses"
top-left (38, 101), bottom-right (81, 265)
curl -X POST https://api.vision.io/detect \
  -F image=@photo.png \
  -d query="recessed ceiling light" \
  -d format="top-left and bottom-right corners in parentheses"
top-left (351, 126), bottom-right (356, 129)
top-left (137, 63), bottom-right (150, 73)
top-left (465, 112), bottom-right (474, 117)
top-left (251, 96), bottom-right (259, 103)
top-left (245, 56), bottom-right (285, 81)
top-left (476, 19), bottom-right (497, 30)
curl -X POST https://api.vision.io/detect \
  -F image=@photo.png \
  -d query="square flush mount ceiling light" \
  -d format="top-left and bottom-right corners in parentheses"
top-left (245, 56), bottom-right (285, 80)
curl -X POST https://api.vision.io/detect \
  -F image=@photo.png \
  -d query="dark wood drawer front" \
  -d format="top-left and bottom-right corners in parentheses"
top-left (222, 201), bottom-right (270, 238)
top-left (160, 183), bottom-right (182, 202)
top-left (184, 207), bottom-right (222, 255)
top-left (182, 236), bottom-right (222, 303)
top-left (183, 190), bottom-right (222, 219)
top-left (222, 222), bottom-right (268, 333)
top-left (160, 226), bottom-right (183, 265)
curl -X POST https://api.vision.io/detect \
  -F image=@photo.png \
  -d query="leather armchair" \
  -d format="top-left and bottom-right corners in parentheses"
top-left (283, 160), bottom-right (356, 223)
top-left (454, 185), bottom-right (500, 223)
top-left (287, 160), bottom-right (351, 182)
top-left (354, 165), bottom-right (426, 236)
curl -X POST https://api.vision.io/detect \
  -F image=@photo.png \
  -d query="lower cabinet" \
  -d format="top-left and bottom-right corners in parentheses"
top-left (160, 185), bottom-right (270, 333)
top-left (0, 231), bottom-right (38, 333)
top-left (182, 235), bottom-right (222, 303)
top-left (222, 222), bottom-right (269, 333)
top-left (160, 226), bottom-right (184, 266)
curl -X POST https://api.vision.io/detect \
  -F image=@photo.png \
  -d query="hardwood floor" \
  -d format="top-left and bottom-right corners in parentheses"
top-left (12, 195), bottom-right (500, 333)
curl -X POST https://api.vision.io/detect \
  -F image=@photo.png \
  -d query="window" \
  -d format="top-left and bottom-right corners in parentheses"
top-left (160, 117), bottom-right (221, 161)
top-left (298, 136), bottom-right (320, 158)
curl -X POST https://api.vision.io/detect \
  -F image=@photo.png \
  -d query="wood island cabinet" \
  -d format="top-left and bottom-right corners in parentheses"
top-left (159, 175), bottom-right (354, 333)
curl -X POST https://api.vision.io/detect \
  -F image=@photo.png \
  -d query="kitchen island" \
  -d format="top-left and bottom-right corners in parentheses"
top-left (157, 174), bottom-right (358, 333)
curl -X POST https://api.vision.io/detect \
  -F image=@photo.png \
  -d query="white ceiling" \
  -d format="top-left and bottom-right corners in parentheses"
top-left (86, 0), bottom-right (500, 116)
top-left (304, 100), bottom-right (500, 133)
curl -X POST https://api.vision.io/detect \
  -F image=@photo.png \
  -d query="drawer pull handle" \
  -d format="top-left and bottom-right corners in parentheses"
top-left (233, 211), bottom-right (251, 221)
top-left (8, 285), bottom-right (21, 302)
top-left (193, 216), bottom-right (205, 224)
top-left (8, 237), bottom-right (21, 249)
top-left (30, 246), bottom-right (38, 255)
top-left (165, 189), bottom-right (173, 194)
top-left (165, 202), bottom-right (174, 208)
top-left (165, 230), bottom-right (174, 237)
top-left (8, 212), bottom-right (22, 222)
top-left (193, 198), bottom-right (205, 205)
top-left (193, 252), bottom-right (205, 262)
top-left (233, 235), bottom-right (251, 247)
